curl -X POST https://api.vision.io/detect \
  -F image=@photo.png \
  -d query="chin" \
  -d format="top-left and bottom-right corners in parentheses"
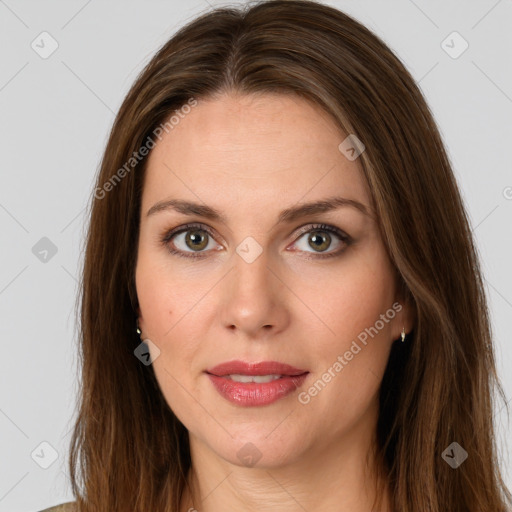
top-left (203, 427), bottom-right (309, 469)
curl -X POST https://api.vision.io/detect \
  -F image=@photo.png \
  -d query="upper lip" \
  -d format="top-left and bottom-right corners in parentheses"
top-left (206, 360), bottom-right (308, 377)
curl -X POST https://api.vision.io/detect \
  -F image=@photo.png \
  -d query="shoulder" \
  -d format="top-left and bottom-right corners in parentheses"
top-left (38, 502), bottom-right (76, 512)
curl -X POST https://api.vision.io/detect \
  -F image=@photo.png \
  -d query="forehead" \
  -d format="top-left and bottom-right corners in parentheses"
top-left (141, 93), bottom-right (371, 219)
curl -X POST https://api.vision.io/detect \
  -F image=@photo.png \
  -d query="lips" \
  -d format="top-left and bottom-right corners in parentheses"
top-left (206, 360), bottom-right (308, 377)
top-left (205, 360), bottom-right (309, 406)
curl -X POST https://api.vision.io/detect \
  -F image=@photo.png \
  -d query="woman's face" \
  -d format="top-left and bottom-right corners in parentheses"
top-left (136, 92), bottom-right (411, 468)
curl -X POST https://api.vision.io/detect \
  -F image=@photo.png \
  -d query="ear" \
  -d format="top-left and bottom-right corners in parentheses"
top-left (394, 286), bottom-right (416, 340)
top-left (135, 306), bottom-right (143, 333)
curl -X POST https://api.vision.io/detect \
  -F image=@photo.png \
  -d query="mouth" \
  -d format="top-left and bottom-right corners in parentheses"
top-left (205, 360), bottom-right (309, 406)
top-left (220, 374), bottom-right (288, 383)
top-left (205, 359), bottom-right (308, 377)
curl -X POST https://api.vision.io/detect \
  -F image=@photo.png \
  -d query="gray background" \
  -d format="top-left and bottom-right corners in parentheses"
top-left (0, 0), bottom-right (511, 510)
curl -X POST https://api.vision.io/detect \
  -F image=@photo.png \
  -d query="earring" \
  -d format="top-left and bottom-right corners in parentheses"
top-left (136, 318), bottom-right (142, 338)
top-left (401, 326), bottom-right (406, 343)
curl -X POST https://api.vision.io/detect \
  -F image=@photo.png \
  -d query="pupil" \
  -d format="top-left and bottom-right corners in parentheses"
top-left (310, 232), bottom-right (329, 251)
top-left (187, 230), bottom-right (207, 249)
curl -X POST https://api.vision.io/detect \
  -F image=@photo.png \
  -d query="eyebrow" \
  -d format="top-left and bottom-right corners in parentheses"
top-left (146, 196), bottom-right (374, 224)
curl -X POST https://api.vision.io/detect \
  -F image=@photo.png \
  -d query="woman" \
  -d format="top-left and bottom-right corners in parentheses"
top-left (42, 0), bottom-right (512, 511)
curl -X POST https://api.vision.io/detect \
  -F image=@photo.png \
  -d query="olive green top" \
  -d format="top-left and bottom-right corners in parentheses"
top-left (39, 502), bottom-right (76, 512)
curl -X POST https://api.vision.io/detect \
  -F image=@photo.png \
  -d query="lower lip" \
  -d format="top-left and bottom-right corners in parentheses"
top-left (206, 373), bottom-right (309, 406)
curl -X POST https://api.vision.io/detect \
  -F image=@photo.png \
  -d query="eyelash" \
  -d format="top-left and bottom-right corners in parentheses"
top-left (160, 222), bottom-right (352, 260)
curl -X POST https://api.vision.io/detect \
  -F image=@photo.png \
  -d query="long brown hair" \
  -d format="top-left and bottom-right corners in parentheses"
top-left (68, 1), bottom-right (512, 510)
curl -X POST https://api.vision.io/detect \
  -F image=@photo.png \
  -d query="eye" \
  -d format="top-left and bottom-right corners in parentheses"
top-left (161, 223), bottom-right (220, 259)
top-left (160, 222), bottom-right (351, 259)
top-left (290, 223), bottom-right (351, 259)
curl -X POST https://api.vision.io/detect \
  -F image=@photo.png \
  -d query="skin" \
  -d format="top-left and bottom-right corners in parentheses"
top-left (135, 92), bottom-right (414, 512)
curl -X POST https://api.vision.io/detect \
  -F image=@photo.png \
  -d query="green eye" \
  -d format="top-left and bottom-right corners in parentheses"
top-left (161, 222), bottom-right (351, 260)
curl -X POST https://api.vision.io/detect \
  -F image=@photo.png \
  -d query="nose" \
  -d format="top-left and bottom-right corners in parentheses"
top-left (218, 247), bottom-right (290, 339)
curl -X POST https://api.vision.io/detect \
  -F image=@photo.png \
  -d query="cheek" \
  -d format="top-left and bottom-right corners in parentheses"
top-left (299, 246), bottom-right (396, 414)
top-left (311, 253), bottom-right (396, 347)
top-left (136, 267), bottom-right (173, 337)
top-left (135, 253), bottom-right (206, 373)
top-left (136, 242), bottom-right (192, 335)
top-left (136, 263), bottom-right (201, 420)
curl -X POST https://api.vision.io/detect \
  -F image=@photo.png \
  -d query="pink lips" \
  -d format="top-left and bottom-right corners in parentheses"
top-left (205, 360), bottom-right (309, 406)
